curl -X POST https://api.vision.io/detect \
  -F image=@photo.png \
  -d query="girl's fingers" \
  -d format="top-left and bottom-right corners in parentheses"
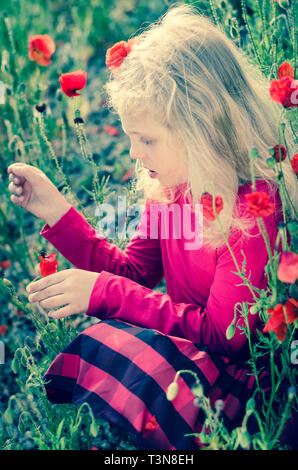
top-left (8, 182), bottom-right (23, 195)
top-left (10, 194), bottom-right (24, 204)
top-left (48, 306), bottom-right (72, 319)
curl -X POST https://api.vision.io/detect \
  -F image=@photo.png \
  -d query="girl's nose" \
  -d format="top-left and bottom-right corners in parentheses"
top-left (130, 146), bottom-right (145, 161)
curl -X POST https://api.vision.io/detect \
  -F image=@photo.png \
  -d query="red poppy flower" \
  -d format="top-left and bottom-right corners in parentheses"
top-left (291, 154), bottom-right (298, 175)
top-left (278, 62), bottom-right (295, 80)
top-left (144, 415), bottom-right (158, 431)
top-left (0, 325), bottom-right (8, 336)
top-left (120, 169), bottom-right (133, 182)
top-left (263, 298), bottom-right (298, 342)
top-left (269, 76), bottom-right (298, 108)
top-left (16, 310), bottom-right (23, 317)
top-left (273, 144), bottom-right (287, 162)
top-left (104, 125), bottom-right (120, 137)
top-left (0, 260), bottom-right (11, 269)
top-left (28, 34), bottom-right (56, 66)
top-left (59, 70), bottom-right (87, 98)
top-left (105, 39), bottom-right (136, 72)
top-left (200, 193), bottom-right (224, 221)
top-left (277, 251), bottom-right (298, 284)
top-left (245, 192), bottom-right (276, 218)
top-left (38, 252), bottom-right (58, 277)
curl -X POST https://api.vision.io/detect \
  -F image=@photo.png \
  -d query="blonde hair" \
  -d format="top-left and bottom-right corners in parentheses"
top-left (104, 3), bottom-right (297, 250)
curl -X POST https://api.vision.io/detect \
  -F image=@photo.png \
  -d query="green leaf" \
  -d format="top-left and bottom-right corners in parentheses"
top-left (56, 419), bottom-right (64, 440)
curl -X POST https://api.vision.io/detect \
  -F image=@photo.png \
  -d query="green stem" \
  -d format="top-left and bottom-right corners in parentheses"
top-left (204, 182), bottom-right (263, 393)
top-left (242, 409), bottom-right (266, 441)
top-left (257, 218), bottom-right (276, 283)
top-left (265, 347), bottom-right (276, 428)
top-left (37, 113), bottom-right (90, 221)
top-left (287, 0), bottom-right (297, 77)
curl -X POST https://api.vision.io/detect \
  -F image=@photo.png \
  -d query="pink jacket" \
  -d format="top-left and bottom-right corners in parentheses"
top-left (40, 179), bottom-right (284, 358)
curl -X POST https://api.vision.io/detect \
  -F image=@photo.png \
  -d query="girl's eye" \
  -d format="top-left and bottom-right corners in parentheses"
top-left (141, 138), bottom-right (153, 145)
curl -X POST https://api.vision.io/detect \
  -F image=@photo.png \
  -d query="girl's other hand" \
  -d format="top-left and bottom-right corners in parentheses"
top-left (26, 268), bottom-right (100, 319)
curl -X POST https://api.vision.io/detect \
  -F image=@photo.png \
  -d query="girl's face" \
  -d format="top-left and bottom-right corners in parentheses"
top-left (120, 112), bottom-right (188, 187)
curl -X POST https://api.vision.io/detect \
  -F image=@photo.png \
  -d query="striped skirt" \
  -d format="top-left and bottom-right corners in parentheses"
top-left (43, 318), bottom-right (268, 450)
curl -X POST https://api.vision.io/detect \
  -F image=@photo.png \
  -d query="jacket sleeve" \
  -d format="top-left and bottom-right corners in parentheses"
top-left (86, 211), bottom-right (281, 357)
top-left (40, 201), bottom-right (164, 289)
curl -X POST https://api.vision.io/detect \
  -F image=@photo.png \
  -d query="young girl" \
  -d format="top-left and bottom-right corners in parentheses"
top-left (7, 4), bottom-right (297, 450)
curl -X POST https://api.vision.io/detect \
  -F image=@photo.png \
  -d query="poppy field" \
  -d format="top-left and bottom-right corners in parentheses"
top-left (0, 0), bottom-right (297, 451)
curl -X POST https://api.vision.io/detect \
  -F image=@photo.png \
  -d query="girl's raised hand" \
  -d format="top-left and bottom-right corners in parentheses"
top-left (26, 269), bottom-right (100, 319)
top-left (7, 163), bottom-right (71, 226)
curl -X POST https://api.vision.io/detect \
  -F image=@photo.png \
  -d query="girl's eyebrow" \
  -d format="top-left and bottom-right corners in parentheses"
top-left (123, 129), bottom-right (143, 135)
top-left (123, 128), bottom-right (155, 138)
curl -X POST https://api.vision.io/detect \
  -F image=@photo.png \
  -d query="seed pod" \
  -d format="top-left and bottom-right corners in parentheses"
top-left (226, 323), bottom-right (235, 340)
top-left (266, 157), bottom-right (276, 168)
top-left (90, 421), bottom-right (98, 438)
top-left (166, 382), bottom-right (179, 401)
top-left (245, 397), bottom-right (256, 412)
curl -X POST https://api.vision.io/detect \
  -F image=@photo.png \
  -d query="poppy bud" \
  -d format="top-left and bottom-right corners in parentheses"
top-left (287, 386), bottom-right (296, 402)
top-left (289, 282), bottom-right (298, 299)
top-left (249, 147), bottom-right (259, 159)
top-left (1, 278), bottom-right (14, 296)
top-left (90, 421), bottom-right (98, 438)
top-left (279, 294), bottom-right (288, 305)
top-left (193, 397), bottom-right (203, 407)
top-left (74, 117), bottom-right (84, 124)
top-left (215, 399), bottom-right (224, 413)
top-left (266, 157), bottom-right (276, 168)
top-left (226, 323), bottom-right (235, 340)
top-left (249, 305), bottom-right (259, 315)
top-left (191, 382), bottom-right (204, 397)
top-left (245, 397), bottom-right (256, 412)
top-left (3, 407), bottom-right (13, 425)
top-left (286, 220), bottom-right (298, 236)
top-left (166, 382), bottom-right (179, 401)
top-left (35, 104), bottom-right (46, 113)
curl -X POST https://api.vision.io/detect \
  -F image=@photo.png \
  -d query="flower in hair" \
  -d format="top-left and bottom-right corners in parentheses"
top-left (105, 38), bottom-right (136, 72)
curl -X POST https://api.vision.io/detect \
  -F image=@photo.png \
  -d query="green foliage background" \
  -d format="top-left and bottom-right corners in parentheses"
top-left (0, 0), bottom-right (296, 450)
